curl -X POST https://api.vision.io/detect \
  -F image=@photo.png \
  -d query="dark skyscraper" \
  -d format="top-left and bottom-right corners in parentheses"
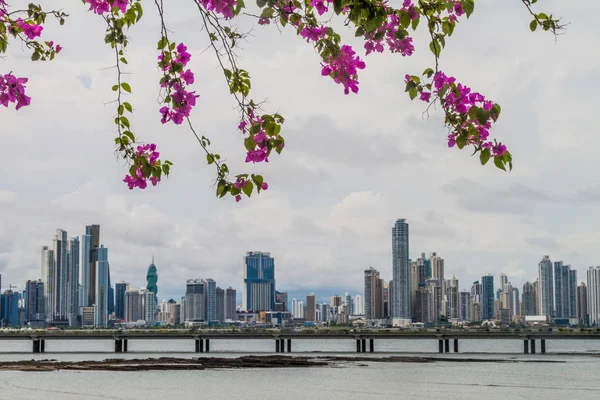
top-left (481, 274), bottom-right (494, 320)
top-left (25, 280), bottom-right (45, 327)
top-left (216, 287), bottom-right (225, 322)
top-left (115, 282), bottom-right (129, 320)
top-left (225, 287), bottom-right (236, 321)
top-left (84, 224), bottom-right (100, 307)
top-left (146, 256), bottom-right (158, 303)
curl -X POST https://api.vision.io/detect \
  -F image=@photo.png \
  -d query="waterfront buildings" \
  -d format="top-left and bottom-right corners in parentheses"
top-left (146, 257), bottom-right (158, 304)
top-left (364, 267), bottom-right (385, 320)
top-left (538, 256), bottom-right (554, 317)
top-left (481, 275), bottom-right (494, 320)
top-left (94, 245), bottom-right (109, 327)
top-left (306, 293), bottom-right (316, 322)
top-left (25, 280), bottom-right (45, 327)
top-left (115, 282), bottom-right (129, 320)
top-left (587, 267), bottom-right (600, 326)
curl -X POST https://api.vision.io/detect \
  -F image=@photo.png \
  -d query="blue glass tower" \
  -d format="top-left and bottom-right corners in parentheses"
top-left (146, 256), bottom-right (158, 303)
top-left (481, 274), bottom-right (494, 320)
top-left (94, 246), bottom-right (109, 327)
top-left (243, 252), bottom-right (276, 311)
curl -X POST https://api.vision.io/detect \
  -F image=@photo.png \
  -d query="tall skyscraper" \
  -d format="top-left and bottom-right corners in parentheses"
top-left (83, 224), bottom-right (100, 308)
top-left (446, 276), bottom-right (460, 319)
top-left (225, 287), bottom-right (236, 320)
top-left (538, 256), bottom-right (554, 317)
top-left (569, 269), bottom-right (577, 318)
top-left (481, 274), bottom-right (494, 320)
top-left (115, 282), bottom-right (129, 320)
top-left (205, 278), bottom-right (216, 322)
top-left (53, 229), bottom-right (68, 321)
top-left (25, 280), bottom-right (45, 327)
top-left (142, 289), bottom-right (156, 322)
top-left (275, 291), bottom-right (288, 311)
top-left (522, 281), bottom-right (537, 316)
top-left (41, 246), bottom-right (54, 322)
top-left (216, 287), bottom-right (225, 322)
top-left (344, 292), bottom-right (352, 315)
top-left (67, 237), bottom-right (80, 320)
top-left (243, 251), bottom-right (276, 311)
top-left (392, 218), bottom-right (410, 319)
top-left (94, 245), bottom-right (109, 327)
top-left (587, 267), bottom-right (600, 326)
top-left (459, 291), bottom-right (471, 321)
top-left (185, 279), bottom-right (205, 321)
top-left (306, 293), bottom-right (316, 322)
top-left (577, 282), bottom-right (588, 326)
top-left (146, 257), bottom-right (158, 303)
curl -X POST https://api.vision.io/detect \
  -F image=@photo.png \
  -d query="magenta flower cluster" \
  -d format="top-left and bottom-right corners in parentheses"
top-left (364, 1), bottom-right (417, 56)
top-left (123, 144), bottom-right (161, 190)
top-left (321, 45), bottom-right (366, 94)
top-left (238, 109), bottom-right (271, 163)
top-left (233, 177), bottom-right (268, 202)
top-left (0, 73), bottom-right (31, 110)
top-left (309, 0), bottom-right (332, 15)
top-left (446, 0), bottom-right (466, 23)
top-left (85, 0), bottom-right (129, 15)
top-left (15, 18), bottom-right (43, 40)
top-left (159, 43), bottom-right (199, 125)
top-left (419, 71), bottom-right (506, 157)
top-left (196, 0), bottom-right (237, 19)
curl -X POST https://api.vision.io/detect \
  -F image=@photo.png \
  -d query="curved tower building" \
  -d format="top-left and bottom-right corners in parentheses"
top-left (146, 256), bottom-right (158, 303)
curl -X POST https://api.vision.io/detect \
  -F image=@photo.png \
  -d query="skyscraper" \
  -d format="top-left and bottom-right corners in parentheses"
top-left (41, 246), bottom-right (54, 322)
top-left (538, 256), bottom-right (554, 317)
top-left (94, 245), bottom-right (109, 327)
top-left (142, 289), bottom-right (156, 323)
top-left (205, 278), bottom-right (216, 322)
top-left (53, 229), bottom-right (68, 321)
top-left (216, 287), bottom-right (225, 322)
top-left (306, 293), bottom-right (316, 322)
top-left (25, 280), bottom-right (45, 327)
top-left (146, 257), bottom-right (158, 303)
top-left (577, 282), bottom-right (588, 326)
top-left (364, 267), bottom-right (384, 320)
top-left (124, 288), bottom-right (141, 322)
top-left (481, 274), bottom-right (494, 320)
top-left (354, 295), bottom-right (364, 315)
top-left (344, 292), bottom-right (352, 315)
top-left (587, 267), bottom-right (600, 326)
top-left (185, 279), bottom-right (205, 322)
top-left (522, 281), bottom-right (537, 316)
top-left (243, 252), bottom-right (276, 311)
top-left (392, 218), bottom-right (410, 320)
top-left (67, 237), bottom-right (80, 320)
top-left (225, 287), bottom-right (236, 320)
top-left (83, 224), bottom-right (100, 308)
top-left (115, 282), bottom-right (129, 320)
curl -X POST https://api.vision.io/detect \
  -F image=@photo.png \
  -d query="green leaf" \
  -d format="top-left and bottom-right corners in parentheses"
top-left (123, 102), bottom-right (133, 113)
top-left (256, 0), bottom-right (267, 7)
top-left (120, 116), bottom-right (130, 128)
top-left (429, 40), bottom-right (440, 57)
top-left (216, 181), bottom-right (227, 197)
top-left (462, 0), bottom-right (475, 18)
top-left (207, 154), bottom-right (215, 165)
top-left (494, 156), bottom-right (506, 171)
top-left (121, 82), bottom-right (132, 93)
top-left (490, 103), bottom-right (501, 122)
top-left (456, 135), bottom-right (467, 149)
top-left (479, 149), bottom-right (491, 165)
top-left (333, 0), bottom-right (344, 15)
top-left (260, 7), bottom-right (274, 18)
top-left (529, 19), bottom-right (537, 32)
top-left (355, 27), bottom-right (365, 37)
top-left (252, 174), bottom-right (264, 190)
top-left (31, 51), bottom-right (40, 61)
top-left (422, 68), bottom-right (434, 78)
top-left (400, 12), bottom-right (411, 29)
top-left (468, 105), bottom-right (479, 120)
top-left (408, 87), bottom-right (418, 100)
top-left (537, 12), bottom-right (548, 20)
top-left (476, 109), bottom-right (490, 125)
top-left (120, 57), bottom-right (128, 64)
top-left (118, 105), bottom-right (124, 115)
top-left (244, 137), bottom-right (257, 151)
top-left (242, 181), bottom-right (254, 197)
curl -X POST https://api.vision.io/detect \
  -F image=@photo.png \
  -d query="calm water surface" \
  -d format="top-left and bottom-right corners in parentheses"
top-left (0, 339), bottom-right (599, 399)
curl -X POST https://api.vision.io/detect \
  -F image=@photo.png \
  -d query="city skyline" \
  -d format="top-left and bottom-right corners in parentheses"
top-left (2, 222), bottom-right (600, 304)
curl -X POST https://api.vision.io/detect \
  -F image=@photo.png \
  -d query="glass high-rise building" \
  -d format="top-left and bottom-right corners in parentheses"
top-left (115, 282), bottom-right (129, 320)
top-left (41, 246), bottom-right (54, 322)
top-left (587, 267), bottom-right (600, 326)
top-left (94, 245), bottom-right (109, 327)
top-left (67, 237), bottom-right (80, 319)
top-left (243, 252), bottom-right (276, 311)
top-left (205, 278), bottom-right (217, 322)
top-left (146, 257), bottom-right (158, 303)
top-left (25, 280), bottom-right (45, 326)
top-left (82, 224), bottom-right (100, 308)
top-left (216, 287), bottom-right (225, 322)
top-left (225, 287), bottom-right (236, 321)
top-left (185, 279), bottom-right (205, 322)
top-left (538, 256), bottom-right (554, 317)
top-left (481, 274), bottom-right (494, 320)
top-left (392, 219), bottom-right (410, 319)
top-left (53, 229), bottom-right (68, 321)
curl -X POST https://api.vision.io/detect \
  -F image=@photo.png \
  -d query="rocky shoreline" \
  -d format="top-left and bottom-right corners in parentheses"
top-left (0, 355), bottom-right (565, 372)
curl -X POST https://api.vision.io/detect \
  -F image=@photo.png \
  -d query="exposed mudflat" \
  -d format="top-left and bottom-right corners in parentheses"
top-left (0, 355), bottom-right (565, 372)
